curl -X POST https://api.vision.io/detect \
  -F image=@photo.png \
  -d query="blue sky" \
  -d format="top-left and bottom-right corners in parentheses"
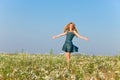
top-left (0, 0), bottom-right (120, 55)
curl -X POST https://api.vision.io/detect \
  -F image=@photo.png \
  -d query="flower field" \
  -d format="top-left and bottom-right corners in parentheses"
top-left (0, 53), bottom-right (120, 80)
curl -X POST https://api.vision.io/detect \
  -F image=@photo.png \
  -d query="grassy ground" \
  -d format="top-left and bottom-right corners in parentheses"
top-left (0, 53), bottom-right (120, 80)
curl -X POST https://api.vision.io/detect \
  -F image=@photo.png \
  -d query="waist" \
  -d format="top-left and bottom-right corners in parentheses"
top-left (65, 40), bottom-right (72, 43)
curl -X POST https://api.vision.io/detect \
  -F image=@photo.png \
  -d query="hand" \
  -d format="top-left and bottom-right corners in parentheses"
top-left (52, 36), bottom-right (56, 39)
top-left (84, 37), bottom-right (89, 41)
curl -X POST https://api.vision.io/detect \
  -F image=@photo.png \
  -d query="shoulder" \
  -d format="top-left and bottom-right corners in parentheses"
top-left (73, 30), bottom-right (78, 34)
top-left (73, 30), bottom-right (79, 37)
top-left (64, 31), bottom-right (67, 34)
top-left (63, 31), bottom-right (67, 35)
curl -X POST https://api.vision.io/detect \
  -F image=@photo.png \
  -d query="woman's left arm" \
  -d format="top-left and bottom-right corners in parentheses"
top-left (73, 31), bottom-right (89, 41)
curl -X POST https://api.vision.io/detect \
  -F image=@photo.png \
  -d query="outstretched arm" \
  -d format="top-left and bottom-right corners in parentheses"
top-left (73, 31), bottom-right (89, 41)
top-left (52, 32), bottom-right (67, 39)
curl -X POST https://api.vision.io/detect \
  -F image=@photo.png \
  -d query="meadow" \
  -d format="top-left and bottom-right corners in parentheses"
top-left (0, 53), bottom-right (120, 80)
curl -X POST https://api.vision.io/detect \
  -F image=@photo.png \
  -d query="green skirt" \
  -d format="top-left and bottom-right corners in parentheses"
top-left (62, 41), bottom-right (78, 53)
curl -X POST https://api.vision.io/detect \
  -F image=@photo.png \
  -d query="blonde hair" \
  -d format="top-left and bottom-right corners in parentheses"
top-left (64, 22), bottom-right (78, 33)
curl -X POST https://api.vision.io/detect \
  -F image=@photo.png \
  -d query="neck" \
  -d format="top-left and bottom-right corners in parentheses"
top-left (69, 28), bottom-right (73, 31)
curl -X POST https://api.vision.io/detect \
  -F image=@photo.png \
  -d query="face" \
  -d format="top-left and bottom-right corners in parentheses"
top-left (69, 23), bottom-right (74, 31)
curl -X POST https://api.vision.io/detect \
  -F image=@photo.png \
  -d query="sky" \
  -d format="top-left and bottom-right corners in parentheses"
top-left (0, 0), bottom-right (120, 55)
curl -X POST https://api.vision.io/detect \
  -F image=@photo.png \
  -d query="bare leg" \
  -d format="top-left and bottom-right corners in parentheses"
top-left (65, 52), bottom-right (70, 68)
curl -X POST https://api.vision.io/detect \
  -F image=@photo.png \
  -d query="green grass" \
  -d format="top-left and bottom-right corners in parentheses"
top-left (0, 53), bottom-right (120, 80)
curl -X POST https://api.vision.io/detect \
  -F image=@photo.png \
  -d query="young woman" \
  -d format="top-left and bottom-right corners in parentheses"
top-left (52, 22), bottom-right (89, 68)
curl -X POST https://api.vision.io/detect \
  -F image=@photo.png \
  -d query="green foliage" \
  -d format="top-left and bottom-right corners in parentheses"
top-left (0, 53), bottom-right (120, 80)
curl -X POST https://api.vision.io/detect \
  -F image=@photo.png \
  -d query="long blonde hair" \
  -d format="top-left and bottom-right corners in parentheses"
top-left (64, 22), bottom-right (78, 33)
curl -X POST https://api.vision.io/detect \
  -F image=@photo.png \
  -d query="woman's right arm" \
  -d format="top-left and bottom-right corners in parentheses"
top-left (52, 32), bottom-right (67, 39)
